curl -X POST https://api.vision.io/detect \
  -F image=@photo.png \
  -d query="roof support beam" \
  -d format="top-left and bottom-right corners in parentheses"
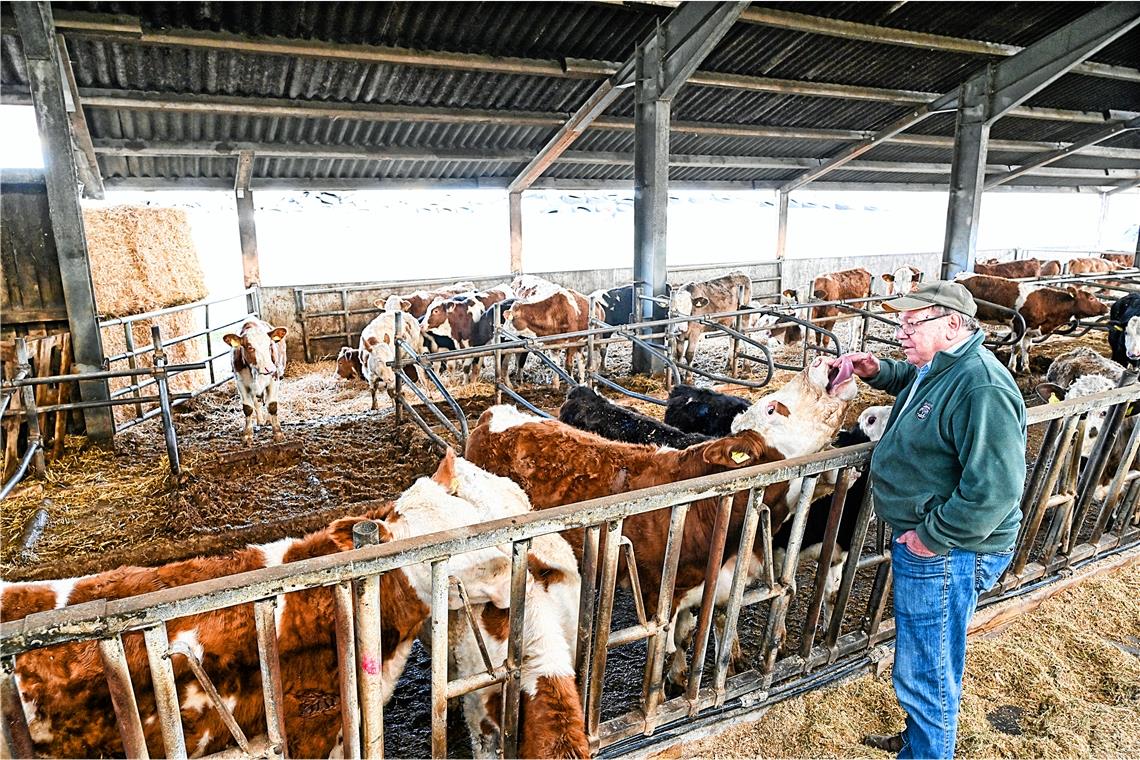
top-left (1106, 178), bottom-right (1140, 196)
top-left (739, 6), bottom-right (1140, 83)
top-left (13, 1), bottom-right (113, 440)
top-left (55, 34), bottom-right (104, 199)
top-left (943, 2), bottom-right (1140, 278)
top-left (985, 115), bottom-right (1140, 189)
top-left (631, 2), bottom-right (749, 375)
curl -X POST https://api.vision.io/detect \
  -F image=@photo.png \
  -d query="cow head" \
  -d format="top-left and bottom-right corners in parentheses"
top-left (668, 285), bottom-right (708, 337)
top-left (1036, 374), bottom-right (1116, 458)
top-left (223, 322), bottom-right (287, 376)
top-left (780, 289), bottom-right (799, 305)
top-left (857, 404), bottom-right (891, 442)
top-left (336, 346), bottom-right (363, 380)
top-left (1066, 286), bottom-right (1109, 319)
top-left (731, 356), bottom-right (859, 459)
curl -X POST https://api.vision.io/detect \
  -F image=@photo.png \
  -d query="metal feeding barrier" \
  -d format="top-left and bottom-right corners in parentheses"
top-left (4, 382), bottom-right (1137, 759)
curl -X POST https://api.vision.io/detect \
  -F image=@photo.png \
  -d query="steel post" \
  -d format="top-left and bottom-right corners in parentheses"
top-left (253, 598), bottom-right (288, 760)
top-left (500, 540), bottom-right (530, 759)
top-left (352, 522), bottom-right (384, 759)
top-left (98, 636), bottom-right (151, 758)
top-left (142, 623), bottom-right (188, 759)
top-left (333, 582), bottom-right (362, 760)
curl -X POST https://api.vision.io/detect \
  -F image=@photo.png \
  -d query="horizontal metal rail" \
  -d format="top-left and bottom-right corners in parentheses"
top-left (102, 314), bottom-right (256, 365)
top-left (97, 288), bottom-right (257, 328)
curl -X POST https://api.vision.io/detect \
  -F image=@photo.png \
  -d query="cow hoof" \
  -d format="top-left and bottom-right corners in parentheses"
top-left (273, 431), bottom-right (285, 443)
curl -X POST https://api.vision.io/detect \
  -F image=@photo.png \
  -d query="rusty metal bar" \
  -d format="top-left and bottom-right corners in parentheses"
top-left (585, 519), bottom-right (624, 749)
top-left (123, 322), bottom-right (144, 419)
top-left (500, 539), bottom-right (530, 759)
top-left (825, 476), bottom-right (877, 651)
top-left (455, 578), bottom-right (496, 675)
top-left (332, 582), bottom-right (361, 760)
top-left (642, 502), bottom-right (690, 732)
top-left (575, 524), bottom-right (600, 713)
top-left (352, 521), bottom-right (384, 759)
top-left (142, 623), bottom-right (188, 759)
top-left (1014, 415), bottom-right (1080, 575)
top-left (713, 487), bottom-right (763, 705)
top-left (14, 339), bottom-right (45, 478)
top-left (684, 494), bottom-right (736, 710)
top-left (1, 656), bottom-right (35, 760)
top-left (167, 641), bottom-right (254, 754)
top-left (253, 598), bottom-right (288, 760)
top-left (151, 325), bottom-right (182, 478)
top-left (429, 559), bottom-right (449, 759)
top-left (98, 635), bottom-right (150, 759)
top-left (799, 468), bottom-right (854, 661)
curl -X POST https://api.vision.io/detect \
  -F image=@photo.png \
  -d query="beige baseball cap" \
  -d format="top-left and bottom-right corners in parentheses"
top-left (882, 279), bottom-right (977, 317)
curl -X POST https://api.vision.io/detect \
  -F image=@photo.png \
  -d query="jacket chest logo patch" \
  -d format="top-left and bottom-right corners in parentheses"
top-left (916, 401), bottom-right (933, 420)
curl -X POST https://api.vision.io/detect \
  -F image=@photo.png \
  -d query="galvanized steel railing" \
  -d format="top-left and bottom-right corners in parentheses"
top-left (3, 382), bottom-right (1139, 759)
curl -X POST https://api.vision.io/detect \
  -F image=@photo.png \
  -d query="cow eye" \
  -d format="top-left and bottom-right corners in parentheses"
top-left (766, 403), bottom-right (776, 416)
top-left (867, 416), bottom-right (876, 425)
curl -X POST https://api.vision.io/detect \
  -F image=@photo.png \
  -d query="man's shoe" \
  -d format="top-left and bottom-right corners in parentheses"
top-left (862, 733), bottom-right (904, 753)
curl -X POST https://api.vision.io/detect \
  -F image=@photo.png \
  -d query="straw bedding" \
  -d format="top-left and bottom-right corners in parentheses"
top-left (83, 205), bottom-right (207, 318)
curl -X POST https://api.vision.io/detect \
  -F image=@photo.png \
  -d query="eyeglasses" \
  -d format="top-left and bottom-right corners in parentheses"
top-left (894, 313), bottom-right (949, 336)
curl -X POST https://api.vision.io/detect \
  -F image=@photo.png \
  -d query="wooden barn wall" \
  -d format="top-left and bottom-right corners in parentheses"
top-left (1, 176), bottom-right (69, 339)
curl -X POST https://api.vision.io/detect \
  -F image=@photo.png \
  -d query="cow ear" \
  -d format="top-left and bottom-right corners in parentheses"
top-left (692, 296), bottom-right (710, 308)
top-left (881, 273), bottom-right (894, 282)
top-left (269, 327), bottom-right (287, 342)
top-left (223, 333), bottom-right (242, 347)
top-left (702, 431), bottom-right (770, 468)
top-left (1036, 382), bottom-right (1067, 403)
top-left (329, 517), bottom-right (393, 552)
top-left (431, 448), bottom-right (460, 494)
top-left (401, 298), bottom-right (411, 312)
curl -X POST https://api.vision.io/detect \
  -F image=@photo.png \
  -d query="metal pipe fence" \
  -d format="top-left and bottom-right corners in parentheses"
top-left (3, 382), bottom-right (1138, 759)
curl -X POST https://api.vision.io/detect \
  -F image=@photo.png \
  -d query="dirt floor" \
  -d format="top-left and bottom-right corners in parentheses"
top-left (681, 559), bottom-right (1140, 759)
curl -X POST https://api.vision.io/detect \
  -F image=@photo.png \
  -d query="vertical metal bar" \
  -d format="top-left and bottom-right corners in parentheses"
top-left (825, 476), bottom-right (876, 650)
top-left (353, 521), bottom-right (384, 759)
top-left (941, 68), bottom-right (994, 279)
top-left (493, 303), bottom-right (504, 404)
top-left (586, 296), bottom-right (597, 387)
top-left (1, 656), bottom-right (36, 760)
top-left (1013, 415), bottom-right (1078, 575)
top-left (509, 191), bottom-right (523, 273)
top-left (429, 560), bottom-right (449, 760)
top-left (799, 469), bottom-right (853, 660)
top-left (297, 290), bottom-right (313, 364)
top-left (575, 524), bottom-right (600, 713)
top-left (204, 301), bottom-right (216, 386)
top-left (237, 190), bottom-right (261, 289)
top-left (775, 190), bottom-right (789, 260)
top-left (253, 598), bottom-right (288, 760)
top-left (393, 311), bottom-right (404, 426)
top-left (142, 623), bottom-right (188, 760)
top-left (1092, 414), bottom-right (1140, 543)
top-left (333, 582), bottom-right (362, 760)
top-left (864, 561), bottom-right (893, 637)
top-left (340, 288), bottom-right (350, 351)
top-left (642, 502), bottom-right (690, 731)
top-left (585, 519), bottom-right (624, 749)
top-left (123, 323), bottom-right (144, 419)
top-left (14, 339), bottom-right (45, 477)
top-left (151, 326), bottom-right (181, 478)
top-left (500, 539), bottom-right (530, 759)
top-left (713, 488), bottom-right (763, 705)
top-left (685, 494), bottom-right (736, 710)
top-left (98, 636), bottom-right (151, 759)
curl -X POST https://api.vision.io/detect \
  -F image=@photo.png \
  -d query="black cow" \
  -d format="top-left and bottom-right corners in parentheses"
top-left (1109, 293), bottom-right (1140, 367)
top-left (591, 283), bottom-right (673, 326)
top-left (558, 385), bottom-right (711, 449)
top-left (664, 384), bottom-right (751, 437)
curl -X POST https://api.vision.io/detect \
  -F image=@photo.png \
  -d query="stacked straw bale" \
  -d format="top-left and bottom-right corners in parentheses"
top-left (85, 206), bottom-right (210, 424)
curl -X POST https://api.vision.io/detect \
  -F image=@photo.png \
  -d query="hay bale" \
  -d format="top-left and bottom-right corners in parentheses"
top-left (84, 206), bottom-right (207, 317)
top-left (100, 310), bottom-right (208, 425)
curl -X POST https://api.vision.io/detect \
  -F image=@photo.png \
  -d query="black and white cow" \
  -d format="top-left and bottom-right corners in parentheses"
top-left (664, 384), bottom-right (751, 437)
top-left (1109, 293), bottom-right (1140, 367)
top-left (558, 385), bottom-right (711, 449)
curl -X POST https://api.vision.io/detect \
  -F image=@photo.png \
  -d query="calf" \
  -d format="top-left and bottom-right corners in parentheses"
top-left (810, 267), bottom-right (873, 349)
top-left (559, 385), bottom-right (711, 449)
top-left (1067, 257), bottom-right (1120, 276)
top-left (1037, 348), bottom-right (1124, 459)
top-left (223, 319), bottom-right (287, 444)
top-left (504, 288), bottom-right (601, 386)
top-left (1109, 292), bottom-right (1140, 367)
top-left (475, 284), bottom-right (514, 311)
top-left (668, 271), bottom-right (752, 376)
top-left (335, 346), bottom-right (364, 381)
top-left (1040, 260), bottom-right (1063, 277)
top-left (880, 266), bottom-right (924, 295)
top-left (664, 384), bottom-right (750, 437)
top-left (359, 307), bottom-right (426, 409)
top-left (958, 273), bottom-right (1108, 373)
top-left (1102, 253), bottom-right (1135, 269)
top-left (511, 274), bottom-right (561, 302)
top-left (444, 455), bottom-right (588, 759)
top-left (0, 455), bottom-right (514, 759)
top-left (973, 258), bottom-right (1042, 278)
top-left (389, 282), bottom-right (477, 320)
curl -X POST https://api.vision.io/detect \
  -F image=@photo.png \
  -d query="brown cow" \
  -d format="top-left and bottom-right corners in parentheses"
top-left (504, 288), bottom-right (602, 386)
top-left (465, 356), bottom-right (858, 684)
top-left (810, 267), bottom-right (873, 349)
top-left (223, 319), bottom-right (287, 444)
top-left (957, 273), bottom-right (1108, 373)
top-left (1067, 257), bottom-right (1121, 275)
top-left (668, 271), bottom-right (752, 376)
top-left (383, 282), bottom-right (477, 320)
top-left (1102, 253), bottom-right (1134, 268)
top-left (973, 258), bottom-right (1041, 278)
top-left (1040, 260), bottom-right (1062, 277)
top-left (0, 457), bottom-right (515, 759)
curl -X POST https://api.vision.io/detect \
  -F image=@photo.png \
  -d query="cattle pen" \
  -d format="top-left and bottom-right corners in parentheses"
top-left (3, 1), bottom-right (1140, 758)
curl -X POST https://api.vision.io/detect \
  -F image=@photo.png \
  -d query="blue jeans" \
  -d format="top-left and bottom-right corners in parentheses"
top-left (890, 539), bottom-right (1013, 759)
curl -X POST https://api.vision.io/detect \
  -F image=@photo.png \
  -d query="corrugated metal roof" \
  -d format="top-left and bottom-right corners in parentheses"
top-left (2, 1), bottom-right (1136, 191)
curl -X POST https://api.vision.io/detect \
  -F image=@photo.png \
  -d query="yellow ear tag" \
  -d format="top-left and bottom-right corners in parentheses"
top-left (731, 451), bottom-right (751, 464)
top-left (1048, 393), bottom-right (1060, 404)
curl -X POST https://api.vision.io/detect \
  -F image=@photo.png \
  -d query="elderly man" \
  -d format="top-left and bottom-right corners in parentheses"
top-left (833, 280), bottom-right (1027, 758)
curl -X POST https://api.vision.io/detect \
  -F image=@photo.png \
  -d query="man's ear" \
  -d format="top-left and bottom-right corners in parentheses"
top-left (329, 517), bottom-right (393, 551)
top-left (1036, 382), bottom-right (1067, 403)
top-left (431, 448), bottom-right (459, 494)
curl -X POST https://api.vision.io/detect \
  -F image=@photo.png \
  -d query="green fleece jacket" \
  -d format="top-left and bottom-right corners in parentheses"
top-left (866, 330), bottom-right (1027, 555)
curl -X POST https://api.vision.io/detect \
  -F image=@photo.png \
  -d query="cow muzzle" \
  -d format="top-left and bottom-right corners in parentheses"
top-left (826, 356), bottom-right (855, 395)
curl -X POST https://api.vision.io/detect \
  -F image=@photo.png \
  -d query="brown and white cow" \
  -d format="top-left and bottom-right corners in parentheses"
top-left (335, 346), bottom-right (365, 381)
top-left (444, 455), bottom-right (588, 759)
top-left (957, 273), bottom-right (1109, 373)
top-left (510, 274), bottom-right (561, 303)
top-left (359, 302), bottom-right (426, 410)
top-left (385, 282), bottom-right (477, 320)
top-left (504, 288), bottom-right (602, 386)
top-left (1102, 253), bottom-right (1135, 269)
top-left (475, 284), bottom-right (514, 311)
top-left (668, 271), bottom-right (752, 375)
top-left (1067, 257), bottom-right (1121, 276)
top-left (880, 266), bottom-right (924, 295)
top-left (810, 267), bottom-right (873, 349)
top-left (0, 456), bottom-right (515, 759)
top-left (223, 319), bottom-right (287, 444)
top-left (973, 258), bottom-right (1043, 278)
top-left (465, 357), bottom-right (858, 684)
